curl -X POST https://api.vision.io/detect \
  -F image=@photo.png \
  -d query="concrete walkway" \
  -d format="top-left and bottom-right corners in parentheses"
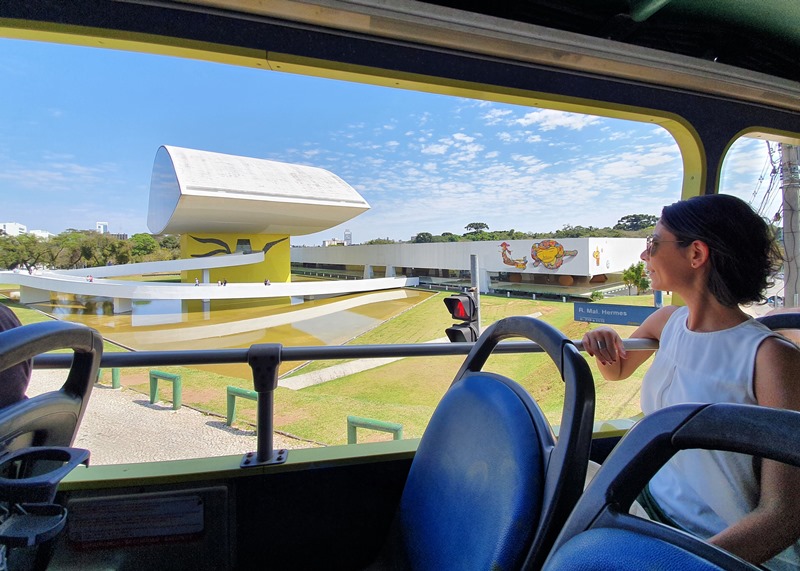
top-left (280, 336), bottom-right (449, 390)
top-left (280, 311), bottom-right (544, 390)
top-left (27, 370), bottom-right (312, 466)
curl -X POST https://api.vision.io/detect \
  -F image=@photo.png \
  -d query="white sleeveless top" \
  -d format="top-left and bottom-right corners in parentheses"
top-left (641, 306), bottom-right (800, 570)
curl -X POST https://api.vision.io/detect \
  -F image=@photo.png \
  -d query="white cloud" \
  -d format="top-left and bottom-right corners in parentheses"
top-left (421, 143), bottom-right (449, 155)
top-left (481, 108), bottom-right (513, 125)
top-left (515, 110), bottom-right (601, 131)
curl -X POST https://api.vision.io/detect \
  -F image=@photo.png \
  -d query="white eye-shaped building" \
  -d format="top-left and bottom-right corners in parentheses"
top-left (147, 145), bottom-right (370, 236)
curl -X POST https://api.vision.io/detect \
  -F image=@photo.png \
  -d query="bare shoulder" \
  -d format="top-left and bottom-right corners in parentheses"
top-left (633, 305), bottom-right (680, 341)
top-left (755, 336), bottom-right (800, 410)
top-left (757, 335), bottom-right (800, 368)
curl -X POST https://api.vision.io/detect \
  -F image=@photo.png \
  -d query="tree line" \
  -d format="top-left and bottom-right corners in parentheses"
top-left (364, 214), bottom-right (659, 245)
top-left (0, 230), bottom-right (180, 273)
top-left (1, 214), bottom-right (660, 272)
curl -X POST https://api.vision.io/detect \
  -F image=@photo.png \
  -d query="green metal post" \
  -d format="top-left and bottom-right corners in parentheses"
top-left (149, 371), bottom-right (182, 410)
top-left (226, 386), bottom-right (258, 427)
top-left (149, 373), bottom-right (158, 404)
top-left (347, 415), bottom-right (403, 444)
top-left (112, 368), bottom-right (120, 389)
top-left (227, 391), bottom-right (237, 426)
top-left (172, 377), bottom-right (182, 410)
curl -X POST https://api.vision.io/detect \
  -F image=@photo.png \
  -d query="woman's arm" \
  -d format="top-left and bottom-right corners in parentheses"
top-left (709, 337), bottom-right (800, 564)
top-left (582, 305), bottom-right (677, 381)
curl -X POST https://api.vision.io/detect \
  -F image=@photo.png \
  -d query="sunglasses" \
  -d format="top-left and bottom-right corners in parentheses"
top-left (645, 234), bottom-right (684, 256)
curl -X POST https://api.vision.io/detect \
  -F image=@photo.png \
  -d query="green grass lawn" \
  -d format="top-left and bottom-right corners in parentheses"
top-left (4, 288), bottom-right (660, 447)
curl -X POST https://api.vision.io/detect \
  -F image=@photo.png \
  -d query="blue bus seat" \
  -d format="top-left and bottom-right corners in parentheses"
top-left (0, 321), bottom-right (102, 455)
top-left (376, 315), bottom-right (596, 570)
top-left (543, 402), bottom-right (800, 571)
top-left (757, 311), bottom-right (800, 331)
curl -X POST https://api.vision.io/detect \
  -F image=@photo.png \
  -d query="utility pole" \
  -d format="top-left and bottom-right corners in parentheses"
top-left (781, 144), bottom-right (800, 308)
top-left (470, 254), bottom-right (481, 334)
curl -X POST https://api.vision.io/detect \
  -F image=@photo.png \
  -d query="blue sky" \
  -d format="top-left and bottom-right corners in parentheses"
top-left (0, 38), bottom-right (775, 245)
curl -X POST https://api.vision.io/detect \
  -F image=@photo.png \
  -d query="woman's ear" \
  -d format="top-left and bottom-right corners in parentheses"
top-left (689, 240), bottom-right (710, 269)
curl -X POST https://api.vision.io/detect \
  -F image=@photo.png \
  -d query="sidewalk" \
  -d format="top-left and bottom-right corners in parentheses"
top-left (280, 311), bottom-right (544, 390)
top-left (27, 370), bottom-right (311, 466)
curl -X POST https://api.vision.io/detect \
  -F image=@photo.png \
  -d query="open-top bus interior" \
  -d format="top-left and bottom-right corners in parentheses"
top-left (1, 1), bottom-right (800, 569)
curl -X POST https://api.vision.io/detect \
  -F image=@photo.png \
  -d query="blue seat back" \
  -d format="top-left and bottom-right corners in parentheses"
top-left (395, 372), bottom-right (545, 570)
top-left (546, 528), bottom-right (730, 571)
top-left (384, 315), bottom-right (595, 570)
top-left (544, 403), bottom-right (800, 571)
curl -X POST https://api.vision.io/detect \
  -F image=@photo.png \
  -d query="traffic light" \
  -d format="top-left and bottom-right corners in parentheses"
top-left (443, 293), bottom-right (479, 342)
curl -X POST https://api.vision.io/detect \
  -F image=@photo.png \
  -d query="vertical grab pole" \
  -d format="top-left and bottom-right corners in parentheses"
top-left (241, 343), bottom-right (288, 467)
top-left (470, 254), bottom-right (481, 336)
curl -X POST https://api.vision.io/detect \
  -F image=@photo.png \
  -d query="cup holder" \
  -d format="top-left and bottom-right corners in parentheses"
top-left (0, 447), bottom-right (89, 548)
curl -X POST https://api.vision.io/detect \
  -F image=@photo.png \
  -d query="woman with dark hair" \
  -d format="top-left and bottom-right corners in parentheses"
top-left (583, 194), bottom-right (800, 570)
top-left (0, 304), bottom-right (32, 408)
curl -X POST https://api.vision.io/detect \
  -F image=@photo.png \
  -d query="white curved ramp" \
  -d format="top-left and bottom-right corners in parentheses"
top-left (1, 266), bottom-right (418, 313)
top-left (52, 251), bottom-right (265, 278)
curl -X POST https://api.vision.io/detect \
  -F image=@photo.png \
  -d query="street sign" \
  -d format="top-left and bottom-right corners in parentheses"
top-left (574, 302), bottom-right (657, 326)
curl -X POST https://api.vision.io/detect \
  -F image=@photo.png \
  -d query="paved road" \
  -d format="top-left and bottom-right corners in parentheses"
top-left (27, 370), bottom-right (311, 466)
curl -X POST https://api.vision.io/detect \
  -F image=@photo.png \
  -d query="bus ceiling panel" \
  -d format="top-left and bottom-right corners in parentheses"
top-left (1, 0), bottom-right (799, 115)
top-left (410, 0), bottom-right (800, 83)
top-left (184, 0), bottom-right (800, 113)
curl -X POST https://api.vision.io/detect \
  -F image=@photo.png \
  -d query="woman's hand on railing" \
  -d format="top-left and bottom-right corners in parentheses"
top-left (581, 327), bottom-right (627, 366)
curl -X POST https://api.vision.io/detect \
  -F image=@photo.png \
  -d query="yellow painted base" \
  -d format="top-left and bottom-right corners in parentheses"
top-left (180, 233), bottom-right (291, 284)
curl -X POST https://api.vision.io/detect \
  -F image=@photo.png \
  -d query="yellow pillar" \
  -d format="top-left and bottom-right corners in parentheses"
top-left (179, 233), bottom-right (290, 284)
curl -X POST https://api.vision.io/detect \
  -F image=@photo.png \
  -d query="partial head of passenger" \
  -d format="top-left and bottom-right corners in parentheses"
top-left (0, 304), bottom-right (32, 408)
top-left (657, 194), bottom-right (782, 307)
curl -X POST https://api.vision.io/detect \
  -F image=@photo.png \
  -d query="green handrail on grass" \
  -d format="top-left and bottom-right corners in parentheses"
top-left (149, 370), bottom-right (182, 410)
top-left (347, 415), bottom-right (403, 444)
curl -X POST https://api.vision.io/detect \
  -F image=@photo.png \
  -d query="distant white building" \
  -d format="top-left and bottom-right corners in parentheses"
top-left (344, 229), bottom-right (352, 246)
top-left (293, 237), bottom-right (647, 293)
top-left (322, 238), bottom-right (346, 247)
top-left (29, 229), bottom-right (55, 239)
top-left (96, 221), bottom-right (109, 234)
top-left (0, 222), bottom-right (26, 237)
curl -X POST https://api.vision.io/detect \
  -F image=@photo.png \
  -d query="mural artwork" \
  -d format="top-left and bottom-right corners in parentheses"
top-left (530, 240), bottom-right (579, 270)
top-left (500, 242), bottom-right (528, 269)
top-left (189, 236), bottom-right (288, 257)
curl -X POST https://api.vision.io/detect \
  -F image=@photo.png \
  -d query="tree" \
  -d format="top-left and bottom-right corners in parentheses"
top-left (614, 214), bottom-right (658, 232)
top-left (0, 233), bottom-right (47, 273)
top-left (465, 222), bottom-right (489, 233)
top-left (108, 239), bottom-right (132, 265)
top-left (78, 232), bottom-right (124, 267)
top-left (413, 232), bottom-right (433, 243)
top-left (156, 234), bottom-right (181, 260)
top-left (44, 231), bottom-right (84, 269)
top-left (622, 261), bottom-right (650, 295)
top-left (433, 233), bottom-right (461, 242)
top-left (364, 238), bottom-right (396, 245)
top-left (130, 233), bottom-right (159, 259)
top-left (158, 234), bottom-right (180, 250)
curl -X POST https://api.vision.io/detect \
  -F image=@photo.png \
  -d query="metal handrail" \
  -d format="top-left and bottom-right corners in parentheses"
top-left (32, 338), bottom-right (658, 369)
top-left (31, 337), bottom-right (658, 466)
